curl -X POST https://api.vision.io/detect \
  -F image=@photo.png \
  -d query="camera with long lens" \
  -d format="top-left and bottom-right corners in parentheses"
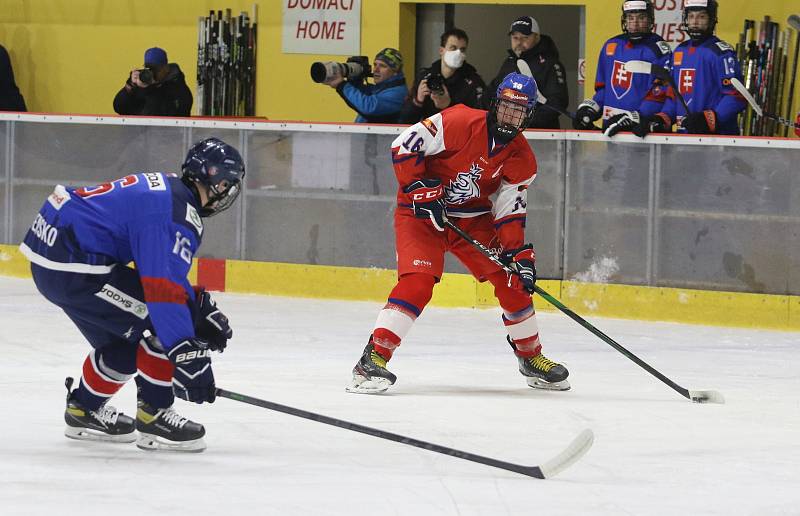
top-left (421, 68), bottom-right (445, 95)
top-left (310, 56), bottom-right (371, 83)
top-left (136, 67), bottom-right (155, 86)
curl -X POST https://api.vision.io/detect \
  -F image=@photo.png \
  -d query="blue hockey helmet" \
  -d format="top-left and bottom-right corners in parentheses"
top-left (181, 137), bottom-right (246, 217)
top-left (488, 72), bottom-right (537, 144)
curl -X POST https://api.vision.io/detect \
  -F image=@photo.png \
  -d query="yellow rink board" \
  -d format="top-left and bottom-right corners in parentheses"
top-left (2, 244), bottom-right (797, 331)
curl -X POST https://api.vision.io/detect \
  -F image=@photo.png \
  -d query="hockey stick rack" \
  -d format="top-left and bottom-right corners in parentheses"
top-left (443, 219), bottom-right (725, 405)
top-left (216, 388), bottom-right (594, 479)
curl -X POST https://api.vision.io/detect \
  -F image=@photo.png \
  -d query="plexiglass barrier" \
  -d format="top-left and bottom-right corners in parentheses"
top-left (1, 114), bottom-right (798, 296)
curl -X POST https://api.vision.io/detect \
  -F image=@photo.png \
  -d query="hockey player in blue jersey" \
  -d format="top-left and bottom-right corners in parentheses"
top-left (573, 0), bottom-right (671, 134)
top-left (19, 137), bottom-right (245, 452)
top-left (638, 0), bottom-right (746, 135)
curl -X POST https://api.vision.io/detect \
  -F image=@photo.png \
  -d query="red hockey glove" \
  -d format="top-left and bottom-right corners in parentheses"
top-left (403, 178), bottom-right (447, 232)
top-left (500, 244), bottom-right (537, 294)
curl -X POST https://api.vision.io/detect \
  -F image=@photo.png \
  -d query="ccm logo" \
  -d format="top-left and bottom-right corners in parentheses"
top-left (410, 187), bottom-right (442, 201)
top-left (174, 349), bottom-right (211, 363)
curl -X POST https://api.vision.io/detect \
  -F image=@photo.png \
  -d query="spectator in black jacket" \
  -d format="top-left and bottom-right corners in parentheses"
top-left (486, 16), bottom-right (568, 129)
top-left (0, 44), bottom-right (26, 111)
top-left (113, 47), bottom-right (192, 117)
top-left (399, 28), bottom-right (486, 124)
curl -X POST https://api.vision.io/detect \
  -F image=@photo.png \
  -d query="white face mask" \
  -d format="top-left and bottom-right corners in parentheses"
top-left (443, 49), bottom-right (466, 69)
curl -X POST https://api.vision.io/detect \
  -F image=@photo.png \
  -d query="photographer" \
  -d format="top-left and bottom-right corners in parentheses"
top-left (321, 48), bottom-right (406, 124)
top-left (486, 16), bottom-right (568, 129)
top-left (113, 47), bottom-right (192, 117)
top-left (398, 28), bottom-right (486, 124)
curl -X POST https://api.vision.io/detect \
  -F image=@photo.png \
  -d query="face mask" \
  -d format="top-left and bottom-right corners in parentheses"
top-left (443, 49), bottom-right (466, 69)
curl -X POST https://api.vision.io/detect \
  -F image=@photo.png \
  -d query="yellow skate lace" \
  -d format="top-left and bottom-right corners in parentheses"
top-left (529, 354), bottom-right (558, 372)
top-left (370, 350), bottom-right (388, 369)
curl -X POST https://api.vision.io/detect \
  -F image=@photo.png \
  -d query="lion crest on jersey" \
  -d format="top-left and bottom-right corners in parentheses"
top-left (445, 163), bottom-right (483, 205)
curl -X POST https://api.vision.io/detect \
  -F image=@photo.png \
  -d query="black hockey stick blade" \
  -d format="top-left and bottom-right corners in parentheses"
top-left (788, 14), bottom-right (800, 31)
top-left (216, 387), bottom-right (593, 479)
top-left (443, 219), bottom-right (725, 405)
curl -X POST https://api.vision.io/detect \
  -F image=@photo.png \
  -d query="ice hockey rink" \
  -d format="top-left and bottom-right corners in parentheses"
top-left (0, 275), bottom-right (798, 516)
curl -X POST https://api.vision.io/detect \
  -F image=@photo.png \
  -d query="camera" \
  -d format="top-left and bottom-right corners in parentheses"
top-left (310, 56), bottom-right (371, 83)
top-left (421, 68), bottom-right (445, 95)
top-left (136, 68), bottom-right (155, 86)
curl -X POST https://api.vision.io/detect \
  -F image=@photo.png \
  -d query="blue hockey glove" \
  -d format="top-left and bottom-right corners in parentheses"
top-left (403, 178), bottom-right (447, 232)
top-left (500, 244), bottom-right (537, 294)
top-left (192, 288), bottom-right (232, 352)
top-left (167, 338), bottom-right (216, 404)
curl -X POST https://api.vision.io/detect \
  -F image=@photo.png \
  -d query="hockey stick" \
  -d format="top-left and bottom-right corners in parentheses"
top-left (215, 388), bottom-right (593, 479)
top-left (624, 60), bottom-right (693, 115)
top-left (730, 77), bottom-right (800, 129)
top-left (516, 59), bottom-right (576, 121)
top-left (443, 219), bottom-right (725, 405)
top-left (785, 15), bottom-right (800, 134)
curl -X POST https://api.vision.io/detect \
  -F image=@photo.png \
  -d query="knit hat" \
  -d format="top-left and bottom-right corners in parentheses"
top-left (374, 48), bottom-right (403, 71)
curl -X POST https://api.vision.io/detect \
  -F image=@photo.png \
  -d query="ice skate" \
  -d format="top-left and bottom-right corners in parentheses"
top-left (63, 377), bottom-right (136, 443)
top-left (509, 337), bottom-right (571, 391)
top-left (346, 338), bottom-right (397, 394)
top-left (135, 401), bottom-right (206, 452)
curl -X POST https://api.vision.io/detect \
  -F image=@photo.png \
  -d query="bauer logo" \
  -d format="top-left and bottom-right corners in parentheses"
top-left (144, 172), bottom-right (166, 191)
top-left (95, 284), bottom-right (149, 320)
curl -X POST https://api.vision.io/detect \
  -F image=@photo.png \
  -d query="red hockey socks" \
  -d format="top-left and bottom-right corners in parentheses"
top-left (372, 273), bottom-right (436, 359)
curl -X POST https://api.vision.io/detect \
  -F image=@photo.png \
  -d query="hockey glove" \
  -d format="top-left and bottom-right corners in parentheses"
top-left (573, 99), bottom-right (601, 130)
top-left (404, 178), bottom-right (447, 232)
top-left (500, 244), bottom-right (537, 294)
top-left (632, 113), bottom-right (672, 138)
top-left (167, 338), bottom-right (216, 404)
top-left (681, 110), bottom-right (717, 134)
top-left (192, 288), bottom-right (232, 352)
top-left (604, 111), bottom-right (641, 137)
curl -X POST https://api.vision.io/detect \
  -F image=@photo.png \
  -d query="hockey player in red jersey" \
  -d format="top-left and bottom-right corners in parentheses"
top-left (347, 72), bottom-right (569, 394)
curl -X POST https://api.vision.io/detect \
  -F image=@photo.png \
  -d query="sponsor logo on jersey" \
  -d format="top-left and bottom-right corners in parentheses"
top-left (605, 43), bottom-right (618, 56)
top-left (421, 117), bottom-right (438, 137)
top-left (30, 214), bottom-right (58, 247)
top-left (46, 185), bottom-right (71, 210)
top-left (412, 259), bottom-right (433, 268)
top-left (95, 284), bottom-right (149, 320)
top-left (611, 60), bottom-right (633, 99)
top-left (185, 204), bottom-right (204, 236)
top-left (445, 163), bottom-right (483, 205)
top-left (674, 52), bottom-right (683, 66)
top-left (143, 172), bottom-right (166, 191)
top-left (679, 68), bottom-right (696, 94)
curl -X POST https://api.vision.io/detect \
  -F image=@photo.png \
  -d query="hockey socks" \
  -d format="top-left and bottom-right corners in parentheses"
top-left (371, 273), bottom-right (435, 359)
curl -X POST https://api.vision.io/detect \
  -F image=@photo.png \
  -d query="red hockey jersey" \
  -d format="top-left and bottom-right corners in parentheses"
top-left (391, 104), bottom-right (537, 248)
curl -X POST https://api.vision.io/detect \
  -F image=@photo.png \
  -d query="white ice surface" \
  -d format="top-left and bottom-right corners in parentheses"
top-left (0, 276), bottom-right (798, 515)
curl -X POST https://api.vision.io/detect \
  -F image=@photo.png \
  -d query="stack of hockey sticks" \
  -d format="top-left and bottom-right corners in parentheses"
top-left (736, 15), bottom-right (800, 136)
top-left (196, 6), bottom-right (258, 116)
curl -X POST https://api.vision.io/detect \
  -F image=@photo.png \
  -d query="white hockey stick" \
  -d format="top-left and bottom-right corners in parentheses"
top-left (515, 59), bottom-right (575, 120)
top-left (729, 77), bottom-right (763, 116)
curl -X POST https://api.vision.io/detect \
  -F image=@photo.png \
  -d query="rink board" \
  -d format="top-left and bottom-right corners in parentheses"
top-left (2, 244), bottom-right (797, 331)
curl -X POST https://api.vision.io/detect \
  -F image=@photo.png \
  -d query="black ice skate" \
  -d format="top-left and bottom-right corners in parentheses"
top-left (508, 337), bottom-right (571, 391)
top-left (63, 377), bottom-right (136, 443)
top-left (135, 400), bottom-right (206, 452)
top-left (346, 338), bottom-right (397, 394)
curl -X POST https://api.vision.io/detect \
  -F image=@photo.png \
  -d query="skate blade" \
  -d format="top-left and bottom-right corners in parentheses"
top-left (135, 432), bottom-right (206, 453)
top-left (65, 425), bottom-right (137, 444)
top-left (345, 374), bottom-right (391, 394)
top-left (526, 377), bottom-right (571, 391)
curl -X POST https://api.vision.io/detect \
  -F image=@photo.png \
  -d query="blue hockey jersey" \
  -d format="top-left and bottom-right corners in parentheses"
top-left (650, 36), bottom-right (746, 135)
top-left (20, 173), bottom-right (203, 351)
top-left (592, 33), bottom-right (672, 126)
